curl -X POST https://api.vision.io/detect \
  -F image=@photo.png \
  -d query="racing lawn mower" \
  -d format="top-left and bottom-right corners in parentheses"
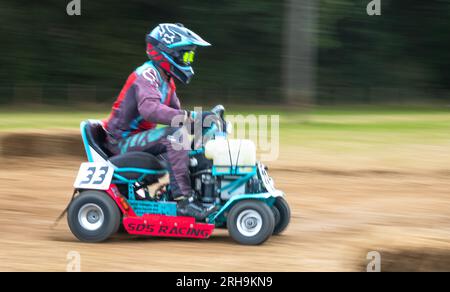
top-left (66, 105), bottom-right (290, 245)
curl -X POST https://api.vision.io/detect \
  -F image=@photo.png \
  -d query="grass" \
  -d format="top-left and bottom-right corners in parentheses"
top-left (0, 105), bottom-right (449, 170)
top-left (0, 105), bottom-right (449, 148)
top-left (0, 110), bottom-right (108, 131)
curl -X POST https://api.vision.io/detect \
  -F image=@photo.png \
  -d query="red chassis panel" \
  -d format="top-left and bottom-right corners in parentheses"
top-left (123, 215), bottom-right (215, 239)
top-left (105, 184), bottom-right (215, 239)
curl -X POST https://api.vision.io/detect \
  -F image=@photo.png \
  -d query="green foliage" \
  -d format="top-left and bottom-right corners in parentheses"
top-left (0, 0), bottom-right (283, 104)
top-left (318, 0), bottom-right (450, 103)
top-left (0, 0), bottom-right (449, 105)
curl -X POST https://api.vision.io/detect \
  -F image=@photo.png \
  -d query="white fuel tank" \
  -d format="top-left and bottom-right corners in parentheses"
top-left (205, 138), bottom-right (256, 166)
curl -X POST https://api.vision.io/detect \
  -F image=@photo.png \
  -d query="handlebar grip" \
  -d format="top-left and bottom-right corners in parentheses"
top-left (211, 104), bottom-right (225, 118)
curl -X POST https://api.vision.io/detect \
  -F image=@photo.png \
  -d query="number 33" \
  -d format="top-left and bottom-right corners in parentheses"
top-left (80, 166), bottom-right (109, 185)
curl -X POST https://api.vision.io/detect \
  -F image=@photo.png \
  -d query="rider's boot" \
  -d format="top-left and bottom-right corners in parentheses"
top-left (175, 194), bottom-right (217, 221)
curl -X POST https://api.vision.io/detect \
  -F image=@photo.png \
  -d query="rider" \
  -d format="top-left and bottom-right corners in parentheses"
top-left (103, 23), bottom-right (214, 220)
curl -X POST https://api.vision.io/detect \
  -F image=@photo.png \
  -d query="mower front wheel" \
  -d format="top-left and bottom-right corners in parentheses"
top-left (227, 200), bottom-right (275, 245)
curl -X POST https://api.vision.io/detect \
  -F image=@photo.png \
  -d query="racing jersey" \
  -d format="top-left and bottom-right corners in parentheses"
top-left (104, 61), bottom-right (184, 140)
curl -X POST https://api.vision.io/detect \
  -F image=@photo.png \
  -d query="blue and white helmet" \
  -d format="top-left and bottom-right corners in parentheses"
top-left (146, 23), bottom-right (211, 84)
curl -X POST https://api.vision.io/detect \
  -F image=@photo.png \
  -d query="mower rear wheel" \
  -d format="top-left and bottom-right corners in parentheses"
top-left (67, 190), bottom-right (121, 242)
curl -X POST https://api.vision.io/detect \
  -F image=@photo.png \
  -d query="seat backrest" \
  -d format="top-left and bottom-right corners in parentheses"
top-left (81, 120), bottom-right (112, 161)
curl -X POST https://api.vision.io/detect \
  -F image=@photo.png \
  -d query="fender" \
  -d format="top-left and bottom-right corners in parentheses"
top-left (105, 184), bottom-right (137, 217)
top-left (210, 190), bottom-right (284, 223)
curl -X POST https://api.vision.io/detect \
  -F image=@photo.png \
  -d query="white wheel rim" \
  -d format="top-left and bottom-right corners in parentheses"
top-left (236, 209), bottom-right (263, 237)
top-left (78, 203), bottom-right (104, 231)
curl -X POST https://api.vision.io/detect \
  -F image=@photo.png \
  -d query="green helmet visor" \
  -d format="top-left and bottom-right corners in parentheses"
top-left (173, 49), bottom-right (195, 66)
top-left (181, 50), bottom-right (195, 65)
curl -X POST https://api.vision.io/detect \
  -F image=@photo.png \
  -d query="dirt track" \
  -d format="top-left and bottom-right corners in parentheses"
top-left (0, 147), bottom-right (449, 271)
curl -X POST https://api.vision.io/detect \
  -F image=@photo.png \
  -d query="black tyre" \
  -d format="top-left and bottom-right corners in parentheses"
top-left (272, 197), bottom-right (291, 235)
top-left (227, 200), bottom-right (275, 245)
top-left (67, 190), bottom-right (121, 242)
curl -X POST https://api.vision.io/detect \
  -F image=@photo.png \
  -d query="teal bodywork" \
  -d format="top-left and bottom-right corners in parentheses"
top-left (207, 164), bottom-right (284, 225)
top-left (211, 165), bottom-right (256, 176)
top-left (81, 120), bottom-right (173, 217)
top-left (80, 120), bottom-right (283, 225)
top-left (112, 168), bottom-right (167, 184)
top-left (80, 121), bottom-right (94, 162)
top-left (209, 191), bottom-right (283, 225)
top-left (113, 169), bottom-right (175, 217)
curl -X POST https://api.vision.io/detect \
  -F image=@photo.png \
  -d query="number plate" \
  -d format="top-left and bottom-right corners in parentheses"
top-left (73, 162), bottom-right (114, 190)
top-left (257, 162), bottom-right (277, 195)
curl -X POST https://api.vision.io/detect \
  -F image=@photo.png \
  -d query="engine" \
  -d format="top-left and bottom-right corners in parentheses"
top-left (190, 138), bottom-right (266, 204)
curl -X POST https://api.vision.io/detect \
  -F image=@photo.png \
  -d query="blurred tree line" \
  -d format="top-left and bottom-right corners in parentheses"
top-left (0, 0), bottom-right (449, 106)
top-left (318, 0), bottom-right (450, 104)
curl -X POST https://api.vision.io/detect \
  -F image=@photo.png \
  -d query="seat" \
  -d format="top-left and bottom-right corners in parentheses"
top-left (82, 120), bottom-right (167, 184)
top-left (83, 120), bottom-right (112, 160)
top-left (109, 151), bottom-right (167, 182)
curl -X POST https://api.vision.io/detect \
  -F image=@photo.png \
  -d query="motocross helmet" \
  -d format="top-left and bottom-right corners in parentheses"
top-left (146, 23), bottom-right (211, 84)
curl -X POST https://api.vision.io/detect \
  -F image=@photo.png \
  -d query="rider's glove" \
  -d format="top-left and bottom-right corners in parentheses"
top-left (183, 110), bottom-right (218, 134)
top-left (184, 110), bottom-right (215, 124)
top-left (197, 111), bottom-right (221, 134)
top-left (185, 110), bottom-right (198, 120)
top-left (182, 110), bottom-right (199, 134)
top-left (199, 111), bottom-right (217, 125)
top-left (181, 110), bottom-right (197, 128)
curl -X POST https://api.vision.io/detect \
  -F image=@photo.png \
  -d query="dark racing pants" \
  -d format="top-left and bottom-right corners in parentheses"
top-left (106, 127), bottom-right (191, 197)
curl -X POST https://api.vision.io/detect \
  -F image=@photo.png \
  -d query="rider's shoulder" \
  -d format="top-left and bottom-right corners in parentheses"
top-left (134, 61), bottom-right (161, 88)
